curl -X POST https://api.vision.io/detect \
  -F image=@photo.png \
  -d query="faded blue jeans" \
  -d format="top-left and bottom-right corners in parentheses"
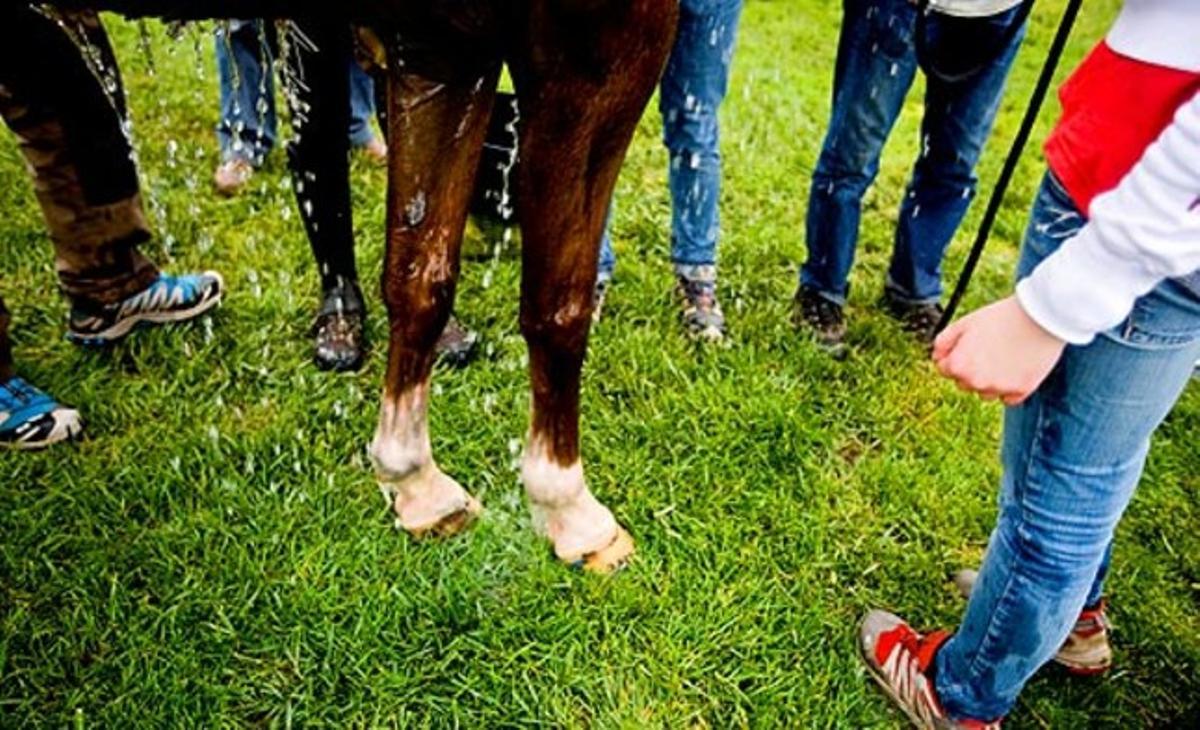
top-left (935, 172), bottom-right (1200, 721)
top-left (597, 0), bottom-right (743, 283)
top-left (801, 0), bottom-right (1024, 305)
top-left (215, 19), bottom-right (377, 166)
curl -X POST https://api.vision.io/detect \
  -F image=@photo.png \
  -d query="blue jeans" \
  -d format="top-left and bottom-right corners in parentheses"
top-left (800, 0), bottom-right (1024, 305)
top-left (597, 0), bottom-right (743, 282)
top-left (215, 20), bottom-right (377, 166)
top-left (935, 173), bottom-right (1200, 721)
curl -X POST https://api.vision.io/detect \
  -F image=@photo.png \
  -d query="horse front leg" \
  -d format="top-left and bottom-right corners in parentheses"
top-left (371, 62), bottom-right (499, 537)
top-left (512, 0), bottom-right (677, 570)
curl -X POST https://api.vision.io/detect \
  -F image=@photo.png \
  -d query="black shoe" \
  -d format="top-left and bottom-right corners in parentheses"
top-left (882, 290), bottom-right (944, 345)
top-left (312, 283), bottom-right (366, 372)
top-left (793, 286), bottom-right (847, 359)
top-left (435, 314), bottom-right (478, 368)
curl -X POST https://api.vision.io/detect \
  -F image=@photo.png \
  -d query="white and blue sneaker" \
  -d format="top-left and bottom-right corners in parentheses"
top-left (0, 377), bottom-right (83, 449)
top-left (67, 271), bottom-right (224, 346)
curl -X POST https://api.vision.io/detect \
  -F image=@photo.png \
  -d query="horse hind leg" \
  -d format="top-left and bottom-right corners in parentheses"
top-left (511, 0), bottom-right (677, 571)
top-left (371, 59), bottom-right (499, 537)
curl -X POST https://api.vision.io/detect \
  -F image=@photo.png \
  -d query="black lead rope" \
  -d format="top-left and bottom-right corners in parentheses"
top-left (933, 0), bottom-right (1084, 336)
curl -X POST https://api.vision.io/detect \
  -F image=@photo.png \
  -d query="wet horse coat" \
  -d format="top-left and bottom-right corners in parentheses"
top-left (59, 0), bottom-right (678, 569)
top-left (371, 2), bottom-right (677, 568)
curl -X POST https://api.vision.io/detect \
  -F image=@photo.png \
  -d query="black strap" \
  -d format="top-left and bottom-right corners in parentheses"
top-left (935, 0), bottom-right (1084, 336)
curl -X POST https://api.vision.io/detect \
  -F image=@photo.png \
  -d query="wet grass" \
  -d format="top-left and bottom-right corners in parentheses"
top-left (2, 2), bottom-right (1198, 727)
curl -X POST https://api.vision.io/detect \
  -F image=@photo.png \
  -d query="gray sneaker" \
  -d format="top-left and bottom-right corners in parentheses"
top-left (676, 270), bottom-right (725, 342)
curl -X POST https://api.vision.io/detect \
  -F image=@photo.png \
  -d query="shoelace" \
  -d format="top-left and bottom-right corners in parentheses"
top-left (806, 296), bottom-right (841, 329)
top-left (880, 627), bottom-right (946, 727)
top-left (681, 279), bottom-right (717, 310)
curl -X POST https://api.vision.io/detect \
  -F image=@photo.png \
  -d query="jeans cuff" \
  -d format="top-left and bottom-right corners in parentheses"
top-left (884, 276), bottom-right (940, 306)
top-left (674, 262), bottom-right (717, 283)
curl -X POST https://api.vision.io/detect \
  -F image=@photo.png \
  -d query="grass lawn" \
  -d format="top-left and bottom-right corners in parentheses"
top-left (2, 2), bottom-right (1198, 726)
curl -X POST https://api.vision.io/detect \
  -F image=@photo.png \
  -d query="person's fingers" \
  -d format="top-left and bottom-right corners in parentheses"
top-left (932, 320), bottom-right (965, 361)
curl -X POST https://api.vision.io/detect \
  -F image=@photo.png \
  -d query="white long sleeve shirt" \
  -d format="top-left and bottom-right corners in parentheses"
top-left (1013, 1), bottom-right (1200, 344)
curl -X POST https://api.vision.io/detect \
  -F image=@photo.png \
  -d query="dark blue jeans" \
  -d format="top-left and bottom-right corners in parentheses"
top-left (215, 19), bottom-right (377, 166)
top-left (935, 173), bottom-right (1200, 720)
top-left (801, 0), bottom-right (1024, 305)
top-left (597, 0), bottom-right (743, 282)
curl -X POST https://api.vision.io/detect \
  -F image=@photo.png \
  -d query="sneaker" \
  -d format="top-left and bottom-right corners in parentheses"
top-left (883, 290), bottom-right (944, 344)
top-left (592, 275), bottom-right (611, 324)
top-left (676, 273), bottom-right (725, 342)
top-left (67, 271), bottom-right (225, 346)
top-left (860, 610), bottom-right (1001, 729)
top-left (792, 286), bottom-right (847, 358)
top-left (312, 282), bottom-right (366, 373)
top-left (954, 569), bottom-right (1113, 676)
top-left (359, 136), bottom-right (388, 165)
top-left (435, 314), bottom-right (478, 368)
top-left (0, 377), bottom-right (83, 450)
top-left (214, 158), bottom-right (255, 196)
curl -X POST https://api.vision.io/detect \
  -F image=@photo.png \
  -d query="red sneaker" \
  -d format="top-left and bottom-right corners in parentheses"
top-left (859, 610), bottom-right (1001, 730)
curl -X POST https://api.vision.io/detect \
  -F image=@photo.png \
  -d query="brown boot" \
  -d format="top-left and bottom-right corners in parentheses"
top-left (214, 158), bottom-right (255, 196)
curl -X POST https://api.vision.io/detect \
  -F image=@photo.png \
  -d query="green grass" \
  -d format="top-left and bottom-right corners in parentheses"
top-left (2, 2), bottom-right (1198, 727)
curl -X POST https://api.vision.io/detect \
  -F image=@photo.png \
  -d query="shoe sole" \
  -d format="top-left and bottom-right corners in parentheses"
top-left (67, 274), bottom-right (224, 346)
top-left (1, 409), bottom-right (83, 451)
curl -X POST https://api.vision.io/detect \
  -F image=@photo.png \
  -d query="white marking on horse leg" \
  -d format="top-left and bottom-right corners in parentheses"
top-left (521, 434), bottom-right (617, 561)
top-left (370, 382), bottom-right (473, 533)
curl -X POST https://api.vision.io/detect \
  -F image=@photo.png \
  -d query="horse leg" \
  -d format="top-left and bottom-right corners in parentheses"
top-left (370, 61), bottom-right (499, 536)
top-left (511, 0), bottom-right (677, 570)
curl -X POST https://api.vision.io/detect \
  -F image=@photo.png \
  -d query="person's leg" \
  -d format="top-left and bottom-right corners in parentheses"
top-left (0, 7), bottom-right (222, 346)
top-left (214, 19), bottom-right (277, 166)
top-left (933, 173), bottom-right (1200, 721)
top-left (657, 0), bottom-right (743, 339)
top-left (660, 0), bottom-right (742, 275)
top-left (886, 7), bottom-right (1024, 312)
top-left (0, 7), bottom-right (158, 306)
top-left (800, 0), bottom-right (918, 305)
top-left (279, 19), bottom-right (365, 371)
top-left (346, 55), bottom-right (379, 149)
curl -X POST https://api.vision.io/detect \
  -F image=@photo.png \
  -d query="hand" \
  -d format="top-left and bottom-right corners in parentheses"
top-left (932, 296), bottom-right (1067, 405)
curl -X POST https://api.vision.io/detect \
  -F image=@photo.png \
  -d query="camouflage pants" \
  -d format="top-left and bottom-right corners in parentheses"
top-left (0, 6), bottom-right (159, 378)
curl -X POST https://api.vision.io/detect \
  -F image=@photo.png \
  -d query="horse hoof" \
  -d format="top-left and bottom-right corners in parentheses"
top-left (568, 526), bottom-right (635, 574)
top-left (410, 496), bottom-right (483, 539)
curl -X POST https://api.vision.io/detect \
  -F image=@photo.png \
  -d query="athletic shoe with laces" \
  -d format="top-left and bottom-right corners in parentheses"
top-left (67, 271), bottom-right (224, 346)
top-left (0, 377), bottom-right (82, 450)
top-left (953, 569), bottom-right (1113, 676)
top-left (883, 289), bottom-right (944, 344)
top-left (860, 610), bottom-right (1002, 730)
top-left (793, 285), bottom-right (847, 358)
top-left (676, 272), bottom-right (725, 341)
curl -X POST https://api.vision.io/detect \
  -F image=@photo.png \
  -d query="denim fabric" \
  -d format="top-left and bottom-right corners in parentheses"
top-left (935, 172), bottom-right (1200, 721)
top-left (215, 19), bottom-right (377, 165)
top-left (800, 0), bottom-right (1024, 305)
top-left (597, 0), bottom-right (742, 280)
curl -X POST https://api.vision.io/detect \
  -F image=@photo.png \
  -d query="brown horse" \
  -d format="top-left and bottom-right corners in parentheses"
top-left (370, 2), bottom-right (677, 571)
top-left (60, 0), bottom-right (678, 571)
